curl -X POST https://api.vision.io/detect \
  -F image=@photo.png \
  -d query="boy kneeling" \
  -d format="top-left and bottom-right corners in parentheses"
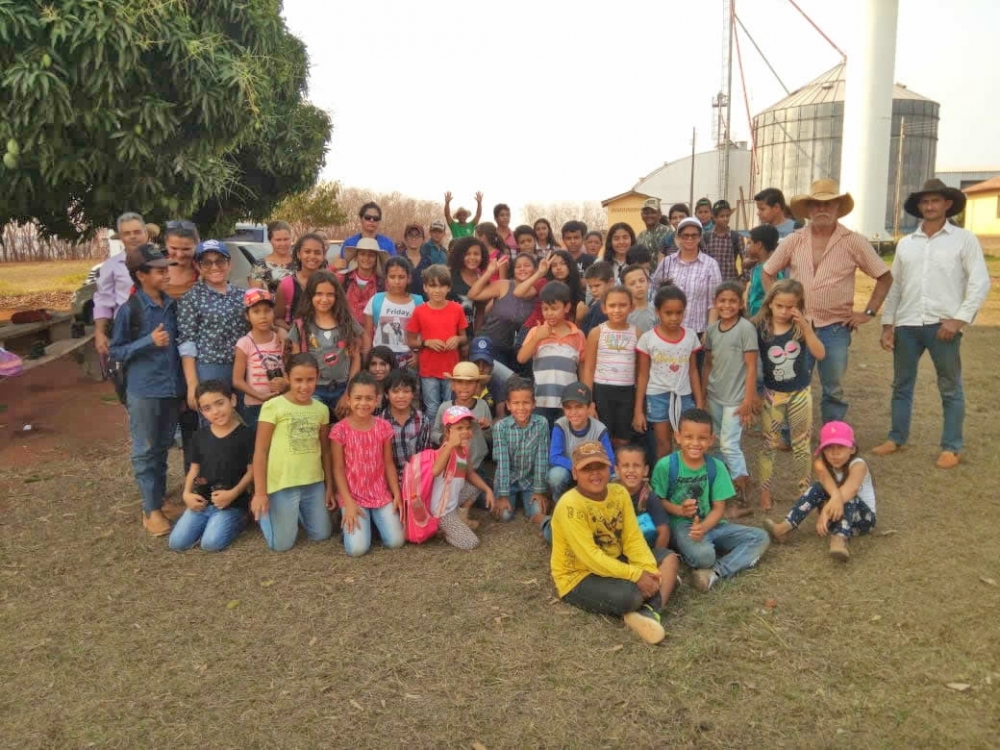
top-left (653, 408), bottom-right (770, 591)
top-left (550, 442), bottom-right (679, 645)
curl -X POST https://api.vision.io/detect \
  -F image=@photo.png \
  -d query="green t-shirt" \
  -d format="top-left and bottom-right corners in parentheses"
top-left (258, 395), bottom-right (330, 494)
top-left (650, 453), bottom-right (735, 528)
top-left (449, 221), bottom-right (475, 239)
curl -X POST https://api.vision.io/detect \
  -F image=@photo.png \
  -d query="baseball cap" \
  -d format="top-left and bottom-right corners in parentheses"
top-left (430, 220), bottom-right (447, 231)
top-left (815, 421), bottom-right (856, 455)
top-left (126, 243), bottom-right (173, 273)
top-left (441, 405), bottom-right (475, 427)
top-left (571, 441), bottom-right (612, 471)
top-left (676, 217), bottom-right (704, 235)
top-left (404, 223), bottom-right (425, 237)
top-left (561, 381), bottom-right (592, 405)
top-left (243, 288), bottom-right (275, 308)
top-left (194, 239), bottom-right (230, 259)
top-left (468, 336), bottom-right (494, 365)
top-left (641, 198), bottom-right (662, 212)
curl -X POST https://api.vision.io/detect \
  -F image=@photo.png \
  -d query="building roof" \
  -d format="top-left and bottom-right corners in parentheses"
top-left (630, 144), bottom-right (750, 191)
top-left (756, 62), bottom-right (934, 114)
top-left (963, 177), bottom-right (1000, 195)
top-left (600, 190), bottom-right (652, 207)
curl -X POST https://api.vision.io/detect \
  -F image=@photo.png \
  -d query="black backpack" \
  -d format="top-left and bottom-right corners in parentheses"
top-left (108, 294), bottom-right (144, 404)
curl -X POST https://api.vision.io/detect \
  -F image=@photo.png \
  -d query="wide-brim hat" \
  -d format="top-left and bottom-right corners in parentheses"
top-left (343, 237), bottom-right (388, 271)
top-left (444, 361), bottom-right (489, 382)
top-left (903, 178), bottom-right (966, 219)
top-left (790, 179), bottom-right (854, 221)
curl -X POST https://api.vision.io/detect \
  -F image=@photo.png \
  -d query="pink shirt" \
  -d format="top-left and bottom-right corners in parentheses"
top-left (235, 332), bottom-right (284, 406)
top-left (329, 417), bottom-right (395, 508)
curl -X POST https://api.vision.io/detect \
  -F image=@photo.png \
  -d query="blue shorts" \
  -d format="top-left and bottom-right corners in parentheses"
top-left (646, 392), bottom-right (695, 427)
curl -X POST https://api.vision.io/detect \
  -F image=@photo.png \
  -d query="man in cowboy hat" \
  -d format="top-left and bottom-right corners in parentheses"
top-left (762, 178), bottom-right (893, 424)
top-left (872, 179), bottom-right (990, 469)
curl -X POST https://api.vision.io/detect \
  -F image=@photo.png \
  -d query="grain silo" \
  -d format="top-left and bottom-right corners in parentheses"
top-left (751, 62), bottom-right (939, 233)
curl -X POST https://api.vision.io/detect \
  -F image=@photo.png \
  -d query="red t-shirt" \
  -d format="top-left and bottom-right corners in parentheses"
top-left (521, 277), bottom-right (548, 328)
top-left (406, 301), bottom-right (468, 378)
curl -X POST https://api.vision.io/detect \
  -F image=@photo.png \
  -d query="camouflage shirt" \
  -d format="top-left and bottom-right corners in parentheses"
top-left (636, 224), bottom-right (672, 264)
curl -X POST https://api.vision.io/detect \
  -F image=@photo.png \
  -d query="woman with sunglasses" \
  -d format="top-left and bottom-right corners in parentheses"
top-left (162, 220), bottom-right (201, 301)
top-left (334, 202), bottom-right (397, 270)
top-left (249, 221), bottom-right (297, 293)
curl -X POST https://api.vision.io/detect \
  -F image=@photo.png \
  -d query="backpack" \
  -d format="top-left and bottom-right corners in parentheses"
top-left (632, 483), bottom-right (659, 546)
top-left (655, 452), bottom-right (719, 519)
top-left (278, 275), bottom-right (301, 324)
top-left (399, 448), bottom-right (453, 544)
top-left (370, 292), bottom-right (423, 325)
top-left (107, 294), bottom-right (144, 404)
top-left (0, 347), bottom-right (23, 378)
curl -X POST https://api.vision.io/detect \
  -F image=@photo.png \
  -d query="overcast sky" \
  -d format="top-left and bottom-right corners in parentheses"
top-left (283, 0), bottom-right (999, 218)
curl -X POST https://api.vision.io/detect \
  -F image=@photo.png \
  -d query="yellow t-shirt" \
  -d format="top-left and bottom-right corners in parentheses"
top-left (549, 484), bottom-right (659, 598)
top-left (258, 396), bottom-right (330, 494)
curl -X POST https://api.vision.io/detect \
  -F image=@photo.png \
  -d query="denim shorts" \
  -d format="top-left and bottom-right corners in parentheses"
top-left (645, 392), bottom-right (695, 425)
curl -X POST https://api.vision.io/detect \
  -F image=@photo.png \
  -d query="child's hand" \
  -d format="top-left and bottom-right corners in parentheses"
top-left (392, 492), bottom-right (402, 515)
top-left (477, 416), bottom-right (492, 430)
top-left (484, 489), bottom-right (495, 510)
top-left (187, 387), bottom-right (199, 412)
top-left (825, 498), bottom-right (844, 523)
top-left (335, 393), bottom-right (351, 419)
top-left (424, 339), bottom-right (446, 352)
top-left (447, 428), bottom-right (465, 448)
top-left (681, 498), bottom-right (698, 518)
top-left (632, 411), bottom-right (647, 434)
top-left (444, 336), bottom-right (461, 351)
top-left (736, 398), bottom-right (754, 427)
top-left (268, 376), bottom-right (288, 394)
top-left (341, 501), bottom-right (364, 534)
top-left (211, 488), bottom-right (236, 509)
top-left (183, 491), bottom-right (206, 511)
top-left (636, 571), bottom-right (661, 598)
top-left (251, 493), bottom-right (269, 521)
top-left (325, 488), bottom-right (338, 511)
top-left (789, 307), bottom-right (807, 327)
top-left (815, 509), bottom-right (830, 537)
top-left (537, 258), bottom-right (550, 275)
top-left (485, 258), bottom-right (499, 276)
top-left (492, 496), bottom-right (511, 519)
top-left (150, 323), bottom-right (170, 347)
top-left (689, 514), bottom-right (705, 542)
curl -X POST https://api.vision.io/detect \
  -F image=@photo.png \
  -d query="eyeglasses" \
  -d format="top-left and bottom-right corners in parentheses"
top-left (362, 215), bottom-right (381, 222)
top-left (198, 257), bottom-right (229, 268)
top-left (678, 233), bottom-right (701, 240)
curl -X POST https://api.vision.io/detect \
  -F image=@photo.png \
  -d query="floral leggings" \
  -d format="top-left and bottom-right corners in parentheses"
top-left (760, 387), bottom-right (812, 492)
top-left (786, 482), bottom-right (876, 538)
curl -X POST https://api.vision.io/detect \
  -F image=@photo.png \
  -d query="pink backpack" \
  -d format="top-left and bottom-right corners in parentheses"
top-left (400, 449), bottom-right (453, 544)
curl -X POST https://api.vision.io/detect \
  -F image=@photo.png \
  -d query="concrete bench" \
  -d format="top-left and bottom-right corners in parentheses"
top-left (0, 312), bottom-right (74, 356)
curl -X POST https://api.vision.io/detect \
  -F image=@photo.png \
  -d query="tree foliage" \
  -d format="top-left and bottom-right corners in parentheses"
top-left (0, 0), bottom-right (331, 239)
top-left (269, 180), bottom-right (346, 239)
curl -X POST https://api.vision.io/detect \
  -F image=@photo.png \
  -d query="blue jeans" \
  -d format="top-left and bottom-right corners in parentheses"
top-left (242, 404), bottom-right (261, 434)
top-left (420, 376), bottom-right (451, 424)
top-left (888, 325), bottom-right (964, 452)
top-left (708, 401), bottom-right (748, 480)
top-left (126, 394), bottom-right (180, 515)
top-left (314, 384), bottom-right (346, 420)
top-left (499, 487), bottom-right (545, 522)
top-left (342, 502), bottom-right (405, 557)
top-left (547, 466), bottom-right (574, 504)
top-left (814, 323), bottom-right (851, 424)
top-left (169, 504), bottom-right (246, 552)
top-left (671, 522), bottom-right (770, 579)
top-left (260, 481), bottom-right (332, 552)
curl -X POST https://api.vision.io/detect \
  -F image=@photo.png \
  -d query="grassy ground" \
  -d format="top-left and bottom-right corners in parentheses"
top-left (1, 254), bottom-right (1000, 748)
top-left (0, 259), bottom-right (94, 296)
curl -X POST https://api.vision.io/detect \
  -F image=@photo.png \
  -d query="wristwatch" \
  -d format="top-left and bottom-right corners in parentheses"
top-left (864, 308), bottom-right (876, 317)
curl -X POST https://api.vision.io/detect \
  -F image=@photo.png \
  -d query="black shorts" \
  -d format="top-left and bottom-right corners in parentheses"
top-left (593, 382), bottom-right (636, 443)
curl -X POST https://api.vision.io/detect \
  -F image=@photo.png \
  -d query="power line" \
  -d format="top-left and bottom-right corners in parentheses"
top-left (734, 12), bottom-right (790, 95)
top-left (786, 0), bottom-right (847, 59)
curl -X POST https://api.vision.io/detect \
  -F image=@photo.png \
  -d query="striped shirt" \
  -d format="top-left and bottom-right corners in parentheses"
top-left (493, 414), bottom-right (550, 496)
top-left (329, 417), bottom-right (395, 509)
top-left (523, 323), bottom-right (586, 410)
top-left (702, 228), bottom-right (742, 281)
top-left (763, 223), bottom-right (889, 328)
top-left (651, 252), bottom-right (723, 333)
top-left (594, 323), bottom-right (638, 386)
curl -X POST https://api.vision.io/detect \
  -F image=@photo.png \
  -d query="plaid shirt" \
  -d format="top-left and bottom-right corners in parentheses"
top-left (377, 405), bottom-right (432, 482)
top-left (702, 229), bottom-right (742, 281)
top-left (651, 252), bottom-right (723, 333)
top-left (493, 414), bottom-right (550, 497)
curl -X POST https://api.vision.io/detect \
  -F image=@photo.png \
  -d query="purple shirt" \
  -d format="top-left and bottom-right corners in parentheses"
top-left (651, 252), bottom-right (722, 334)
top-left (92, 253), bottom-right (134, 322)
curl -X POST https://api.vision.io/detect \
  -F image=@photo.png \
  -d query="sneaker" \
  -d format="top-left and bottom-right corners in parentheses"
top-left (690, 568), bottom-right (717, 592)
top-left (763, 518), bottom-right (791, 544)
top-left (935, 451), bottom-right (960, 470)
top-left (871, 440), bottom-right (901, 456)
top-left (142, 510), bottom-right (171, 537)
top-left (829, 535), bottom-right (850, 562)
top-left (623, 605), bottom-right (666, 645)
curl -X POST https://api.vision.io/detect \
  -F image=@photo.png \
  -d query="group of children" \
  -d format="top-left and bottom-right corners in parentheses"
top-left (114, 224), bottom-right (879, 645)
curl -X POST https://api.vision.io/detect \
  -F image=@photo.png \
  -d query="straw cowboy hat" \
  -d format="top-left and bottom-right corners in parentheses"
top-left (343, 236), bottom-right (388, 273)
top-left (790, 179), bottom-right (855, 221)
top-left (903, 178), bottom-right (966, 218)
top-left (443, 362), bottom-right (489, 382)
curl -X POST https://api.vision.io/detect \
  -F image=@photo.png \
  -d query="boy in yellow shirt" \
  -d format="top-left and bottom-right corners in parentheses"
top-left (549, 441), bottom-right (679, 644)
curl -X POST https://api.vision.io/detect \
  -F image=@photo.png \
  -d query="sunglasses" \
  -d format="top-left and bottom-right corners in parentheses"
top-left (362, 215), bottom-right (381, 222)
top-left (198, 257), bottom-right (230, 268)
top-left (678, 233), bottom-right (701, 240)
top-left (166, 219), bottom-right (196, 230)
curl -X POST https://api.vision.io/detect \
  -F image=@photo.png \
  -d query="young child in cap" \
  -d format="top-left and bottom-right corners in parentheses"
top-left (547, 382), bottom-right (614, 502)
top-left (468, 336), bottom-right (506, 417)
top-left (233, 287), bottom-right (287, 433)
top-left (764, 421), bottom-right (876, 562)
top-left (549, 441), bottom-right (679, 645)
top-left (432, 362), bottom-right (494, 529)
top-left (429, 406), bottom-right (496, 550)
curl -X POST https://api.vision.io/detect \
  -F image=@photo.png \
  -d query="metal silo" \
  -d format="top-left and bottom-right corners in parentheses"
top-left (751, 63), bottom-right (939, 233)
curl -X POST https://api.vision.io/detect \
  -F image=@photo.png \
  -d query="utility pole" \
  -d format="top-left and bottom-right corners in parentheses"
top-left (712, 0), bottom-right (735, 203)
top-left (892, 116), bottom-right (906, 239)
top-left (689, 128), bottom-right (697, 211)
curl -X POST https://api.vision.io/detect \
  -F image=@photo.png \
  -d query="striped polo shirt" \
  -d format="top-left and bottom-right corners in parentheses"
top-left (523, 323), bottom-right (587, 410)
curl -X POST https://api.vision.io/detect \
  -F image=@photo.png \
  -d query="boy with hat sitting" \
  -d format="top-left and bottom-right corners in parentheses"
top-left (550, 441), bottom-right (679, 645)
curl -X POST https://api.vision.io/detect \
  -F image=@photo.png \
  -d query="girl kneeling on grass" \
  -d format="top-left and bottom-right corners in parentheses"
top-left (765, 421), bottom-right (876, 562)
top-left (330, 372), bottom-right (405, 557)
top-left (252, 354), bottom-right (334, 552)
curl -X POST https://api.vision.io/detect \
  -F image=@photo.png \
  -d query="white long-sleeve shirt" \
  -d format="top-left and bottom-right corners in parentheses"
top-left (881, 222), bottom-right (990, 327)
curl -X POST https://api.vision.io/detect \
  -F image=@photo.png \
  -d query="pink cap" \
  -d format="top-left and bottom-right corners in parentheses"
top-left (243, 287), bottom-right (274, 308)
top-left (441, 405), bottom-right (474, 427)
top-left (815, 421), bottom-right (856, 455)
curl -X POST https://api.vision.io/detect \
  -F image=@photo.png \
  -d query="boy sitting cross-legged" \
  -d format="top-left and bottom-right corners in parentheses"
top-left (550, 441), bottom-right (679, 645)
top-left (652, 407), bottom-right (770, 591)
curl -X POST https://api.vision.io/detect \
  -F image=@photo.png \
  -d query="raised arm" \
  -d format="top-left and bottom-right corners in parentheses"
top-left (472, 192), bottom-right (483, 225)
top-left (443, 191), bottom-right (454, 225)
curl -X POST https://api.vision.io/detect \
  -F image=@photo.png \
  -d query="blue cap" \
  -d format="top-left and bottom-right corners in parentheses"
top-left (194, 239), bottom-right (230, 259)
top-left (468, 336), bottom-right (494, 364)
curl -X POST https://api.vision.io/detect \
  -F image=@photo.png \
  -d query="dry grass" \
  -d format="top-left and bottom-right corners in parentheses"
top-left (0, 259), bottom-right (96, 296)
top-left (2, 264), bottom-right (1000, 748)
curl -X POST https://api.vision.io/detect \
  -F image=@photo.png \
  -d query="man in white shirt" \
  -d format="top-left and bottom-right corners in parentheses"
top-left (874, 179), bottom-right (991, 469)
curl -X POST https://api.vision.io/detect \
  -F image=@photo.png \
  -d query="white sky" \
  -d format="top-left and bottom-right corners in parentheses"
top-left (283, 0), bottom-right (999, 220)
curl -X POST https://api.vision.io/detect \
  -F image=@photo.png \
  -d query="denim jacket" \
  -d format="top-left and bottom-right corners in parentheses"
top-left (109, 290), bottom-right (183, 398)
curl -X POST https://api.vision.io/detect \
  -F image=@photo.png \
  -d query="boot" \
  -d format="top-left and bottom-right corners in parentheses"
top-left (871, 440), bottom-right (900, 456)
top-left (763, 518), bottom-right (792, 544)
top-left (142, 510), bottom-right (171, 537)
top-left (829, 535), bottom-right (850, 562)
top-left (458, 506), bottom-right (479, 530)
